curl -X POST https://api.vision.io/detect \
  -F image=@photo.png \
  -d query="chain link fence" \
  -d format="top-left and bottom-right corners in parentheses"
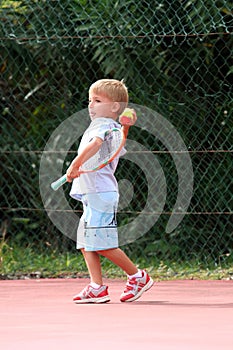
top-left (1, 1), bottom-right (232, 274)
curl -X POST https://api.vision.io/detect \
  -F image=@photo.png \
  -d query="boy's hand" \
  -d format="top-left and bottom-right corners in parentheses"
top-left (66, 166), bottom-right (81, 182)
top-left (119, 108), bottom-right (137, 126)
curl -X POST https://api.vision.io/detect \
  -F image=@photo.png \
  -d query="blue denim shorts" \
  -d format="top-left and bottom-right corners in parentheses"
top-left (76, 192), bottom-right (119, 251)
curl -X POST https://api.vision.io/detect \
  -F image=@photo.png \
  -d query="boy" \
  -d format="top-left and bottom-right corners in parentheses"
top-left (66, 79), bottom-right (153, 303)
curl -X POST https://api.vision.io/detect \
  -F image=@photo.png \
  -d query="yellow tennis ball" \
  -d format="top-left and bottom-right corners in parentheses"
top-left (119, 108), bottom-right (135, 124)
top-left (121, 108), bottom-right (134, 119)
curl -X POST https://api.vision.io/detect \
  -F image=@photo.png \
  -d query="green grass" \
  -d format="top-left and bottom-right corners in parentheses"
top-left (1, 242), bottom-right (233, 281)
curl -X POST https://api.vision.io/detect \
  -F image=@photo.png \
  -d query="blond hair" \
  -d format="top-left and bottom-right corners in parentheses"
top-left (89, 79), bottom-right (128, 114)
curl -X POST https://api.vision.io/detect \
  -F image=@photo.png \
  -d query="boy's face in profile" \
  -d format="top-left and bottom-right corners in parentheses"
top-left (88, 91), bottom-right (119, 120)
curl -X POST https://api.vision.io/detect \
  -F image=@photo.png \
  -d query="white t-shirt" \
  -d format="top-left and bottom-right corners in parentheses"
top-left (70, 117), bottom-right (126, 201)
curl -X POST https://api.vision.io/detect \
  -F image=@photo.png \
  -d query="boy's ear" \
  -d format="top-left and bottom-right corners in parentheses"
top-left (111, 102), bottom-right (121, 113)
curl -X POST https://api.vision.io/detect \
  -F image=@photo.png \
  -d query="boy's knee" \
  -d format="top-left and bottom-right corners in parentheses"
top-left (97, 248), bottom-right (117, 256)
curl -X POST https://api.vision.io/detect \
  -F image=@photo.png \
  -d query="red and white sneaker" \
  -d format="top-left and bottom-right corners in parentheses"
top-left (120, 270), bottom-right (154, 302)
top-left (73, 284), bottom-right (110, 304)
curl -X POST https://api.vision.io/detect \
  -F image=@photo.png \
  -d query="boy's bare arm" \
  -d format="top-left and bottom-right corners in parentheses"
top-left (66, 137), bottom-right (103, 182)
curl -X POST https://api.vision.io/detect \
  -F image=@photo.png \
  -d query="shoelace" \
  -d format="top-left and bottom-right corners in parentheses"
top-left (124, 278), bottom-right (137, 291)
top-left (81, 285), bottom-right (91, 297)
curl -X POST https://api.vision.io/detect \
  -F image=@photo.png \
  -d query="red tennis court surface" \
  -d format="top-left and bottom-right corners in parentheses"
top-left (1, 279), bottom-right (233, 350)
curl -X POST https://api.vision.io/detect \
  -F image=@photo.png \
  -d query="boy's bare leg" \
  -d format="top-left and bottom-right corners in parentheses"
top-left (97, 248), bottom-right (138, 276)
top-left (81, 249), bottom-right (103, 285)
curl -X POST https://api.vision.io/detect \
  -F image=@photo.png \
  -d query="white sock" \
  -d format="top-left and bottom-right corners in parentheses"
top-left (128, 270), bottom-right (142, 279)
top-left (90, 282), bottom-right (101, 289)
